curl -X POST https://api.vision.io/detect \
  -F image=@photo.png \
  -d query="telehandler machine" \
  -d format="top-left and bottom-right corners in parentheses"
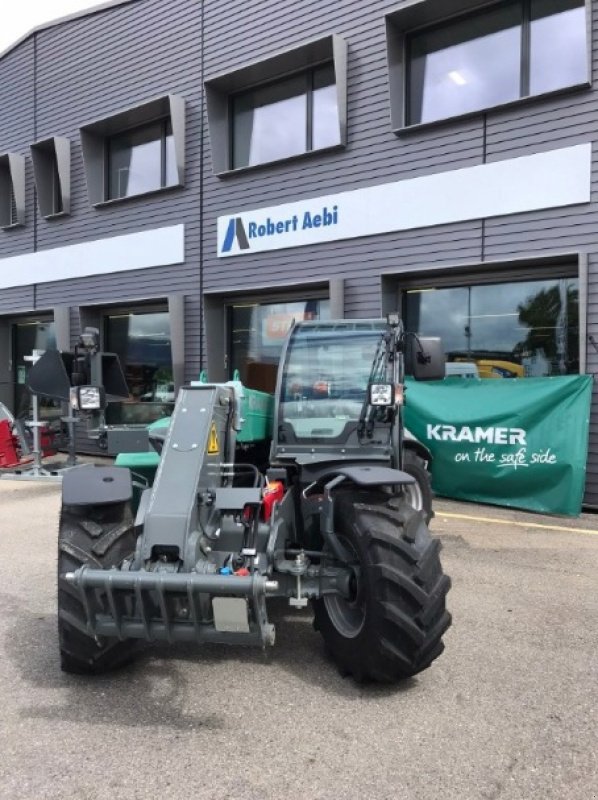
top-left (56, 315), bottom-right (451, 682)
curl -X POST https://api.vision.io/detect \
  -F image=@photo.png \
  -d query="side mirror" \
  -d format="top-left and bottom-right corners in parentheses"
top-left (405, 336), bottom-right (445, 381)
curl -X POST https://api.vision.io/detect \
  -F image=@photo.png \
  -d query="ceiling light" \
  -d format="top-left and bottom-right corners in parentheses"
top-left (448, 70), bottom-right (467, 86)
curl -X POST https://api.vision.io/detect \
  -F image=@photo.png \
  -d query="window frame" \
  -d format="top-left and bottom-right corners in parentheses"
top-left (204, 278), bottom-right (345, 384)
top-left (385, 0), bottom-right (592, 133)
top-left (227, 295), bottom-right (332, 390)
top-left (101, 302), bottom-right (174, 425)
top-left (104, 117), bottom-right (174, 202)
top-left (10, 315), bottom-right (59, 420)
top-left (380, 254), bottom-right (587, 373)
top-left (228, 62), bottom-right (337, 171)
top-left (30, 136), bottom-right (70, 218)
top-left (79, 94), bottom-right (185, 207)
top-left (79, 294), bottom-right (185, 400)
top-left (0, 153), bottom-right (25, 229)
top-left (205, 34), bottom-right (348, 176)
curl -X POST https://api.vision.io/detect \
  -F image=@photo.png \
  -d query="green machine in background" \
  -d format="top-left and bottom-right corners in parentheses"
top-left (115, 370), bottom-right (274, 485)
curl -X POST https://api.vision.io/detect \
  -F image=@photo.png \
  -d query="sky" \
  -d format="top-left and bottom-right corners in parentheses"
top-left (0, 1), bottom-right (109, 54)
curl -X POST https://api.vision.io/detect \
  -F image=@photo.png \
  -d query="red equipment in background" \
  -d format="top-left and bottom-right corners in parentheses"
top-left (0, 420), bottom-right (20, 468)
top-left (0, 418), bottom-right (56, 469)
top-left (40, 426), bottom-right (57, 458)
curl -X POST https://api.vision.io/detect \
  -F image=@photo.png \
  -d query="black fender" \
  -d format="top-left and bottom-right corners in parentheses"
top-left (403, 434), bottom-right (432, 465)
top-left (62, 464), bottom-right (132, 507)
top-left (308, 464), bottom-right (416, 488)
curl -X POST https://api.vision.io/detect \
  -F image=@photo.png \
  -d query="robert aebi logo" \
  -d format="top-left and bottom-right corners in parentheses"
top-left (221, 217), bottom-right (250, 253)
top-left (220, 205), bottom-right (339, 254)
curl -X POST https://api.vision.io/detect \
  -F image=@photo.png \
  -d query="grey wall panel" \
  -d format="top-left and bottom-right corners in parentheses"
top-left (484, 208), bottom-right (598, 261)
top-left (486, 93), bottom-right (597, 158)
top-left (201, 0), bottom-right (598, 506)
top-left (0, 38), bottom-right (35, 259)
top-left (0, 0), bottom-right (203, 321)
top-left (36, 268), bottom-right (170, 308)
top-left (0, 39), bottom-right (35, 152)
top-left (0, 286), bottom-right (35, 313)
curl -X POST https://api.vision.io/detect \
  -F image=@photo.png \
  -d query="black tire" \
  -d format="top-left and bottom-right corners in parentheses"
top-left (402, 450), bottom-right (433, 524)
top-left (58, 501), bottom-right (138, 674)
top-left (313, 491), bottom-right (451, 683)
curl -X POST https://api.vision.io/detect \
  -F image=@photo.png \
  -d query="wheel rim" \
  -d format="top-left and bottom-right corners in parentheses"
top-left (403, 478), bottom-right (423, 512)
top-left (323, 541), bottom-right (365, 638)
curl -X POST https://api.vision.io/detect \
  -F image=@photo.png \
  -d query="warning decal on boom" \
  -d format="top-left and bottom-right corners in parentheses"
top-left (208, 422), bottom-right (220, 454)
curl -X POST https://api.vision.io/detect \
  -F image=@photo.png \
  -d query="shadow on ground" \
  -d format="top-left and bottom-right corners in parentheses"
top-left (4, 596), bottom-right (417, 730)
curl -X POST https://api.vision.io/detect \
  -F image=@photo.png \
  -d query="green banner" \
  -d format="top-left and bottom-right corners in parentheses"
top-left (404, 375), bottom-right (593, 516)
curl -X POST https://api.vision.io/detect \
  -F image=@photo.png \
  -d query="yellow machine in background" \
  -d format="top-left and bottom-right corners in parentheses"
top-left (449, 358), bottom-right (525, 379)
top-left (475, 360), bottom-right (525, 379)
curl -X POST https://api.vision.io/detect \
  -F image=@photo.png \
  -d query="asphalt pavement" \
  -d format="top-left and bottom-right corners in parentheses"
top-left (0, 478), bottom-right (597, 800)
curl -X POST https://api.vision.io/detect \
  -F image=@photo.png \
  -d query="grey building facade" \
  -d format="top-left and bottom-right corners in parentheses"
top-left (0, 0), bottom-right (597, 503)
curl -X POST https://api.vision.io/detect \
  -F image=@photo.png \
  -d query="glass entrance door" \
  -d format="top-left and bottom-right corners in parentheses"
top-left (104, 309), bottom-right (174, 424)
top-left (403, 275), bottom-right (579, 378)
top-left (12, 319), bottom-right (59, 419)
top-left (229, 298), bottom-right (330, 393)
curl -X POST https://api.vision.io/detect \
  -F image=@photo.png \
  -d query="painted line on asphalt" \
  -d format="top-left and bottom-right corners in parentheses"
top-left (436, 511), bottom-right (598, 536)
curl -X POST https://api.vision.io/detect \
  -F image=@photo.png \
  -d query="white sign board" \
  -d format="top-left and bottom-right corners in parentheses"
top-left (217, 144), bottom-right (592, 257)
top-left (0, 225), bottom-right (185, 290)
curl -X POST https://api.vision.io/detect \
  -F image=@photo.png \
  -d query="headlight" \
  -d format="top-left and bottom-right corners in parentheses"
top-left (70, 385), bottom-right (105, 411)
top-left (369, 383), bottom-right (393, 406)
top-left (79, 387), bottom-right (102, 410)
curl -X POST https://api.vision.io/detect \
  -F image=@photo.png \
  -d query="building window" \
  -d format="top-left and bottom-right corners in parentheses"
top-left (106, 119), bottom-right (177, 200)
top-left (231, 63), bottom-right (340, 169)
top-left (31, 137), bottom-right (70, 218)
top-left (104, 309), bottom-right (174, 425)
top-left (0, 153), bottom-right (25, 228)
top-left (8, 184), bottom-right (18, 225)
top-left (50, 162), bottom-right (63, 215)
top-left (229, 299), bottom-right (330, 392)
top-left (406, 0), bottom-right (587, 125)
top-left (404, 276), bottom-right (579, 378)
top-left (13, 319), bottom-right (59, 420)
top-left (205, 34), bottom-right (347, 174)
top-left (80, 94), bottom-right (185, 206)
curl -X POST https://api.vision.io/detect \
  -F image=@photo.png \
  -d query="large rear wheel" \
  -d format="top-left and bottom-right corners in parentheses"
top-left (314, 491), bottom-right (451, 683)
top-left (58, 501), bottom-right (138, 674)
